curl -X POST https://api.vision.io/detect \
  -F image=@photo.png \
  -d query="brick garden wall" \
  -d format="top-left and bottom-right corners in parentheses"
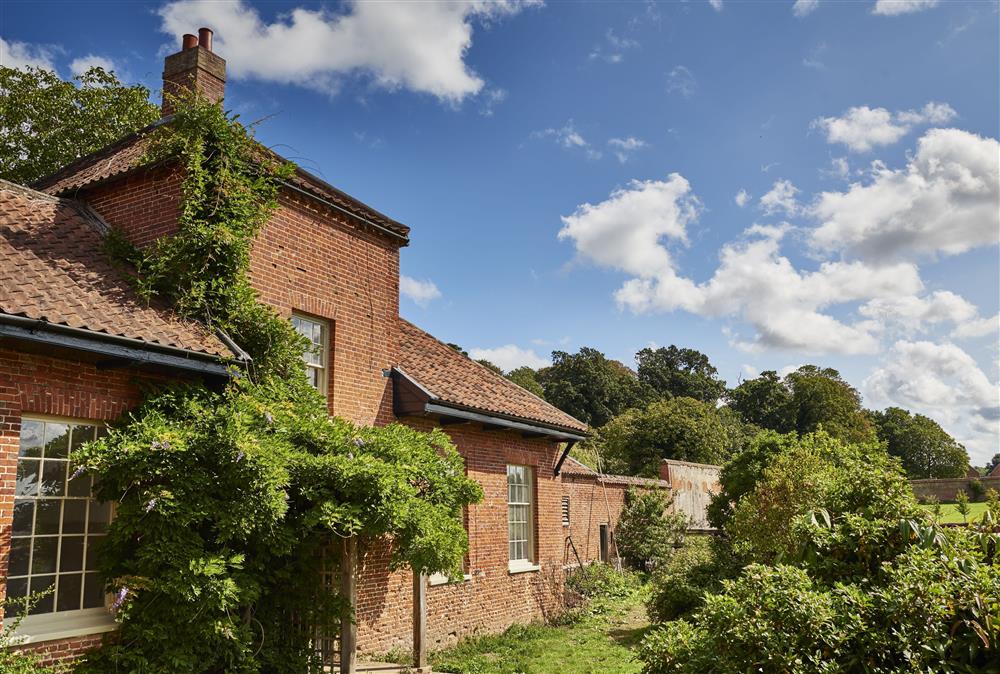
top-left (910, 477), bottom-right (1000, 502)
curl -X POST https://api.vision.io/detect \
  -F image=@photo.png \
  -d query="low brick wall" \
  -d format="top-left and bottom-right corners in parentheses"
top-left (910, 477), bottom-right (1000, 502)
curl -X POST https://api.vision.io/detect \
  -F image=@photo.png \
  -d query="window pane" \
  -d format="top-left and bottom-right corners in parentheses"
top-left (68, 469), bottom-right (91, 498)
top-left (82, 573), bottom-right (105, 609)
top-left (60, 535), bottom-right (85, 573)
top-left (19, 420), bottom-right (44, 457)
top-left (57, 573), bottom-right (83, 612)
top-left (41, 460), bottom-right (67, 497)
top-left (31, 537), bottom-right (59, 574)
top-left (12, 499), bottom-right (34, 535)
top-left (29, 575), bottom-right (56, 614)
top-left (70, 425), bottom-right (96, 454)
top-left (63, 499), bottom-right (87, 534)
top-left (9, 537), bottom-right (31, 576)
top-left (15, 459), bottom-right (40, 497)
top-left (43, 423), bottom-right (70, 459)
top-left (88, 501), bottom-right (111, 534)
top-left (35, 499), bottom-right (62, 535)
top-left (6, 577), bottom-right (28, 601)
top-left (85, 535), bottom-right (106, 570)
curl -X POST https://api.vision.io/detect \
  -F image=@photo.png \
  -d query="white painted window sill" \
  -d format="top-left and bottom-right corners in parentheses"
top-left (428, 572), bottom-right (472, 587)
top-left (508, 561), bottom-right (541, 575)
top-left (11, 608), bottom-right (117, 645)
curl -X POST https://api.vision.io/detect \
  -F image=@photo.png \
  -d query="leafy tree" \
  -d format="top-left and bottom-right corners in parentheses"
top-left (870, 407), bottom-right (969, 479)
top-left (475, 359), bottom-right (502, 375)
top-left (446, 342), bottom-right (468, 356)
top-left (726, 370), bottom-right (793, 433)
top-left (983, 453), bottom-right (1000, 475)
top-left (707, 430), bottom-right (797, 530)
top-left (0, 66), bottom-right (159, 185)
top-left (538, 347), bottom-right (650, 427)
top-left (600, 397), bottom-right (729, 476)
top-left (506, 366), bottom-right (545, 399)
top-left (615, 489), bottom-right (687, 571)
top-left (727, 366), bottom-right (875, 444)
top-left (636, 346), bottom-right (727, 404)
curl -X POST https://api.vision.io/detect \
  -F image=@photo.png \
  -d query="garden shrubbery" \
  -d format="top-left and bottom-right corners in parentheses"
top-left (640, 430), bottom-right (1000, 673)
top-left (646, 536), bottom-right (738, 623)
top-left (615, 489), bottom-right (687, 571)
top-left (565, 562), bottom-right (641, 601)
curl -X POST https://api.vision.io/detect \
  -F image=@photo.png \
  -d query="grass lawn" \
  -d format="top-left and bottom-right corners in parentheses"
top-left (429, 591), bottom-right (651, 674)
top-left (920, 501), bottom-right (990, 524)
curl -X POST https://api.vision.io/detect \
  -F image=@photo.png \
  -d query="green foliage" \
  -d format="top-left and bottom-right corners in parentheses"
top-left (538, 347), bottom-right (650, 428)
top-left (646, 537), bottom-right (738, 623)
top-left (475, 359), bottom-right (503, 375)
top-left (726, 431), bottom-right (917, 565)
top-left (726, 366), bottom-right (876, 445)
top-left (506, 366), bottom-right (545, 399)
top-left (956, 488), bottom-right (972, 523)
top-left (870, 406), bottom-right (969, 479)
top-left (970, 478), bottom-right (986, 501)
top-left (0, 66), bottom-right (158, 185)
top-left (601, 398), bottom-right (729, 477)
top-left (707, 430), bottom-right (795, 530)
top-left (565, 563), bottom-right (641, 601)
top-left (634, 346), bottom-right (726, 404)
top-left (74, 94), bottom-right (481, 673)
top-left (615, 489), bottom-right (687, 571)
top-left (1, 593), bottom-right (65, 673)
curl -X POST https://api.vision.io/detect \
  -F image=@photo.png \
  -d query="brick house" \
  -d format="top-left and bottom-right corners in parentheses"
top-left (0, 31), bottom-right (655, 666)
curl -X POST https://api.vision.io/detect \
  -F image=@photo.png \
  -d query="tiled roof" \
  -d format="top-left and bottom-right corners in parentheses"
top-left (560, 456), bottom-right (669, 488)
top-left (0, 180), bottom-right (230, 358)
top-left (398, 319), bottom-right (589, 434)
top-left (33, 118), bottom-right (410, 239)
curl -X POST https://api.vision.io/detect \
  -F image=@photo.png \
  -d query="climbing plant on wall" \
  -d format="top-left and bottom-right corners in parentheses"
top-left (75, 93), bottom-right (482, 674)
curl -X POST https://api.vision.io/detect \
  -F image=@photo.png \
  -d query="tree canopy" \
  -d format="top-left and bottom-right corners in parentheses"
top-left (870, 407), bottom-right (969, 479)
top-left (506, 366), bottom-right (545, 398)
top-left (0, 66), bottom-right (159, 185)
top-left (538, 347), bottom-right (650, 427)
top-left (636, 345), bottom-right (727, 404)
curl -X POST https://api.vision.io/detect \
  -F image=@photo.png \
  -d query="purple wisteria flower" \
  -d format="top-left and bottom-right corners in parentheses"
top-left (352, 437), bottom-right (365, 448)
top-left (145, 499), bottom-right (157, 513)
top-left (265, 412), bottom-right (274, 424)
top-left (151, 440), bottom-right (162, 450)
top-left (235, 451), bottom-right (245, 462)
top-left (112, 587), bottom-right (129, 613)
top-left (70, 465), bottom-right (86, 481)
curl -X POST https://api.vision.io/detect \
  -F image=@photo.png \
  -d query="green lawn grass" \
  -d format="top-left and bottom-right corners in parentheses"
top-left (429, 592), bottom-right (651, 674)
top-left (920, 501), bottom-right (989, 524)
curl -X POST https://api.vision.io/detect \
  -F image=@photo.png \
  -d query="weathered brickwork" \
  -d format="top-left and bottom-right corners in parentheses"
top-left (84, 167), bottom-right (184, 249)
top-left (910, 477), bottom-right (1000, 502)
top-left (561, 475), bottom-right (628, 565)
top-left (356, 418), bottom-right (568, 654)
top-left (0, 348), bottom-right (166, 663)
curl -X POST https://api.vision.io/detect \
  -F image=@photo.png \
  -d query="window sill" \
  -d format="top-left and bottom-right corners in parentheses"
top-left (429, 572), bottom-right (472, 587)
top-left (508, 561), bottom-right (541, 575)
top-left (10, 608), bottom-right (116, 645)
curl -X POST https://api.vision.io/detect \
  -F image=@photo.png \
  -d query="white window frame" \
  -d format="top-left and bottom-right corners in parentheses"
top-left (8, 415), bottom-right (115, 644)
top-left (507, 465), bottom-right (539, 573)
top-left (292, 313), bottom-right (330, 398)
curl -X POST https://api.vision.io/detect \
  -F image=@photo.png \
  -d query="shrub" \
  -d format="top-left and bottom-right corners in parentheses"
top-left (616, 489), bottom-right (687, 571)
top-left (1, 594), bottom-right (65, 673)
top-left (969, 478), bottom-right (986, 501)
top-left (646, 537), bottom-right (739, 623)
top-left (565, 562), bottom-right (639, 601)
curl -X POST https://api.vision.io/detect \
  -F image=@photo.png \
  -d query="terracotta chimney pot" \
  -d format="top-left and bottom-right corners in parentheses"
top-left (198, 27), bottom-right (213, 52)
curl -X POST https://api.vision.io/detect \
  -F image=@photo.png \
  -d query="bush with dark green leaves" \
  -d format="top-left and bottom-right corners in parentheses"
top-left (615, 489), bottom-right (687, 571)
top-left (646, 537), bottom-right (739, 623)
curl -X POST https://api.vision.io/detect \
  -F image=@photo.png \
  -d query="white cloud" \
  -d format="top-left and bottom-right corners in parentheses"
top-left (70, 55), bottom-right (118, 77)
top-left (709, 0), bottom-right (724, 11)
top-left (157, 0), bottom-right (538, 102)
top-left (811, 102), bottom-right (957, 153)
top-left (865, 340), bottom-right (998, 463)
top-left (822, 157), bottom-right (851, 180)
top-left (759, 179), bottom-right (800, 216)
top-left (532, 120), bottom-right (602, 159)
top-left (666, 65), bottom-right (697, 98)
top-left (810, 128), bottom-right (1000, 261)
top-left (400, 275), bottom-right (442, 307)
top-left (607, 136), bottom-right (647, 163)
top-left (468, 344), bottom-right (550, 371)
top-left (0, 37), bottom-right (57, 71)
top-left (858, 291), bottom-right (979, 335)
top-left (952, 314), bottom-right (1000, 340)
top-left (872, 0), bottom-right (939, 16)
top-left (793, 0), bottom-right (820, 17)
top-left (479, 87), bottom-right (507, 116)
top-left (558, 174), bottom-right (700, 279)
top-left (734, 189), bottom-right (751, 208)
top-left (802, 42), bottom-right (827, 69)
top-left (559, 183), bottom-right (922, 355)
top-left (589, 28), bottom-right (639, 64)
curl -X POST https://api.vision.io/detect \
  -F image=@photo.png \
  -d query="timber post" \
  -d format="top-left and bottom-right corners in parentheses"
top-left (413, 570), bottom-right (428, 671)
top-left (340, 536), bottom-right (357, 674)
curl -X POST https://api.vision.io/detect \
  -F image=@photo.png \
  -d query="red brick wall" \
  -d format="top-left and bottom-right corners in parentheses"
top-left (561, 475), bottom-right (629, 565)
top-left (0, 348), bottom-right (163, 664)
top-left (85, 167), bottom-right (183, 249)
top-left (356, 418), bottom-right (567, 654)
top-left (249, 191), bottom-right (401, 426)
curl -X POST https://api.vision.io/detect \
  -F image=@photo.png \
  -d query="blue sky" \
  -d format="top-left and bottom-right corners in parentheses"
top-left (2, 0), bottom-right (998, 461)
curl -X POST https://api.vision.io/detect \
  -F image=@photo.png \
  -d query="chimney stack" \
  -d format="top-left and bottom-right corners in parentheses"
top-left (161, 27), bottom-right (226, 117)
